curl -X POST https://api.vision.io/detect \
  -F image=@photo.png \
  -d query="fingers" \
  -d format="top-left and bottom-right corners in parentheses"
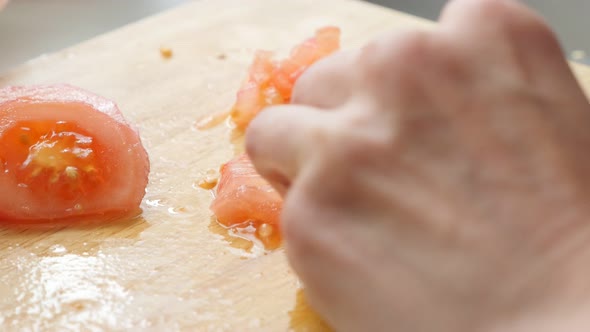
top-left (439, 0), bottom-right (568, 85)
top-left (292, 50), bottom-right (358, 109)
top-left (246, 104), bottom-right (326, 194)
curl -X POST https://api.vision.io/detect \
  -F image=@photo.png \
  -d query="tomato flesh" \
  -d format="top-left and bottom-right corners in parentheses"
top-left (210, 154), bottom-right (282, 249)
top-left (0, 120), bottom-right (107, 201)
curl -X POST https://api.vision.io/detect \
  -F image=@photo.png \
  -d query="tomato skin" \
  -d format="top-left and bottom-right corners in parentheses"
top-left (0, 84), bottom-right (150, 225)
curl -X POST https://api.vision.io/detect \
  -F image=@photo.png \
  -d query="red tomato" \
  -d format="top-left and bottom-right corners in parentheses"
top-left (0, 84), bottom-right (149, 225)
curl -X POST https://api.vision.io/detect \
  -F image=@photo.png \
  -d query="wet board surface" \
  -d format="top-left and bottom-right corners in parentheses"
top-left (2, 0), bottom-right (590, 330)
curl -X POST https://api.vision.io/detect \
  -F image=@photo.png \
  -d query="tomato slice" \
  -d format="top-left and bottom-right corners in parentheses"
top-left (0, 84), bottom-right (150, 225)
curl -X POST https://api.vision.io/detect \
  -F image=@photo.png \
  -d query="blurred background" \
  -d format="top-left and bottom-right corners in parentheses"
top-left (0, 0), bottom-right (588, 73)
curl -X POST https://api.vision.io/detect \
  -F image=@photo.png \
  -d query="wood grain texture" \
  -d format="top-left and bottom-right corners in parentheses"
top-left (1, 0), bottom-right (590, 330)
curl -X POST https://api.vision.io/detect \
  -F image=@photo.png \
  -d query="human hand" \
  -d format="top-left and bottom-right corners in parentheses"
top-left (247, 0), bottom-right (590, 331)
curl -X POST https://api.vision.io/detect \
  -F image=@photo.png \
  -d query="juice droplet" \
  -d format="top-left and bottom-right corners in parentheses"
top-left (227, 221), bottom-right (281, 250)
top-left (258, 223), bottom-right (273, 238)
top-left (145, 198), bottom-right (164, 207)
top-left (160, 47), bottom-right (173, 59)
top-left (196, 168), bottom-right (219, 190)
top-left (255, 222), bottom-right (281, 249)
top-left (195, 111), bottom-right (231, 131)
top-left (197, 178), bottom-right (218, 190)
top-left (50, 244), bottom-right (67, 255)
top-left (168, 206), bottom-right (187, 215)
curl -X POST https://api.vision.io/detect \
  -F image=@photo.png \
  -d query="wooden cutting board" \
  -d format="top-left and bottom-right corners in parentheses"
top-left (2, 0), bottom-right (590, 330)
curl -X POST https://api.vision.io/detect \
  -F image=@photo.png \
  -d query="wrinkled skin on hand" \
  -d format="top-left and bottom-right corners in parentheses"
top-left (246, 0), bottom-right (590, 331)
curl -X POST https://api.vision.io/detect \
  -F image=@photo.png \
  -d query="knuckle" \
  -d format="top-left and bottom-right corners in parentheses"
top-left (492, 0), bottom-right (555, 40)
top-left (357, 29), bottom-right (437, 102)
top-left (511, 10), bottom-right (559, 48)
top-left (394, 30), bottom-right (434, 64)
top-left (460, 0), bottom-right (557, 44)
top-left (472, 0), bottom-right (515, 19)
top-left (359, 29), bottom-right (433, 79)
top-left (445, 0), bottom-right (521, 22)
top-left (292, 51), bottom-right (355, 107)
top-left (337, 112), bottom-right (395, 165)
top-left (443, 0), bottom-right (555, 34)
top-left (291, 59), bottom-right (326, 104)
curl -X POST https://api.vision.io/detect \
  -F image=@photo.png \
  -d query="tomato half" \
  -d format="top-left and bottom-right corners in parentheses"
top-left (0, 84), bottom-right (149, 225)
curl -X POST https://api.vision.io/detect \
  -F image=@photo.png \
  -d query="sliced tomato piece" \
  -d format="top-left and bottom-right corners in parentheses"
top-left (210, 154), bottom-right (282, 249)
top-left (230, 26), bottom-right (341, 130)
top-left (0, 84), bottom-right (150, 225)
top-left (212, 26), bottom-right (342, 249)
